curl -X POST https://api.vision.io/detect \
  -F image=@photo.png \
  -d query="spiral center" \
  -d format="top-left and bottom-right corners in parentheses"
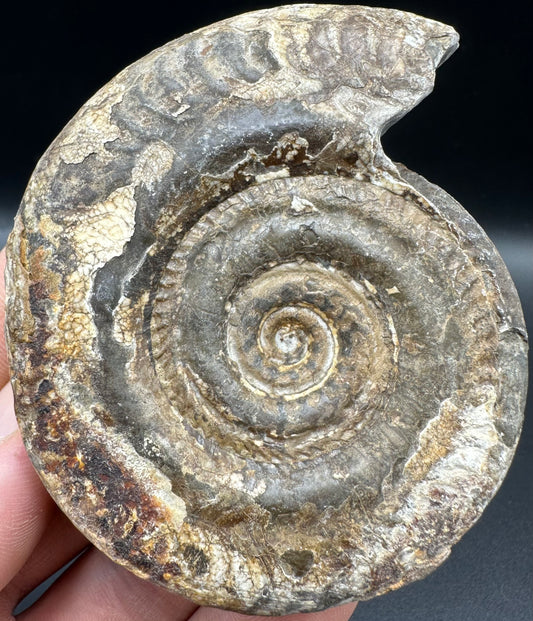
top-left (260, 307), bottom-right (316, 367)
top-left (225, 264), bottom-right (345, 401)
top-left (249, 303), bottom-right (337, 397)
top-left (274, 324), bottom-right (303, 358)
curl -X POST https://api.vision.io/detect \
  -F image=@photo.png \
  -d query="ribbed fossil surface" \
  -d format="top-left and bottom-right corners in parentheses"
top-left (5, 4), bottom-right (527, 615)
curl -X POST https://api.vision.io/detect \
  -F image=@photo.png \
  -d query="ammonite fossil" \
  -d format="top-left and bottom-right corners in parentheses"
top-left (5, 4), bottom-right (528, 616)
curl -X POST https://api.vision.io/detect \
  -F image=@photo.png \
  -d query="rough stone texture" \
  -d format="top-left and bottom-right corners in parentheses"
top-left (4, 4), bottom-right (528, 616)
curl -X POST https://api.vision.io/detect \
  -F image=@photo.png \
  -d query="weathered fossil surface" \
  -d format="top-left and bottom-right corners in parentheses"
top-left (5, 4), bottom-right (528, 616)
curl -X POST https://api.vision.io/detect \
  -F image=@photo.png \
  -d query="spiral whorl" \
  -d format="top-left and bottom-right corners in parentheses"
top-left (5, 4), bottom-right (526, 615)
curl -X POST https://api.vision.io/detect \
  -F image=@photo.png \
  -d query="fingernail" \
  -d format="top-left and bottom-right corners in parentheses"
top-left (0, 382), bottom-right (19, 440)
top-left (0, 428), bottom-right (19, 446)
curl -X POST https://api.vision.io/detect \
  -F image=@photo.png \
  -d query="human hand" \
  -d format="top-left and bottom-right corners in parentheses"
top-left (0, 248), bottom-right (357, 620)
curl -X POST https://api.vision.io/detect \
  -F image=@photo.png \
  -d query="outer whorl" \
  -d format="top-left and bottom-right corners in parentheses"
top-left (5, 4), bottom-right (527, 615)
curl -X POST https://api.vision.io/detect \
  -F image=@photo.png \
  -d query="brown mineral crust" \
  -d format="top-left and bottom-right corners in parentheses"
top-left (5, 4), bottom-right (528, 616)
top-left (20, 378), bottom-right (174, 576)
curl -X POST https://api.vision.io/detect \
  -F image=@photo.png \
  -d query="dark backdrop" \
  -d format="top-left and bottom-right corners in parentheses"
top-left (1, 2), bottom-right (531, 620)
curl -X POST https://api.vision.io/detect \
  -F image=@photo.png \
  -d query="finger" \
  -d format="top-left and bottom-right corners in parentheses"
top-left (0, 247), bottom-right (9, 388)
top-left (0, 382), bottom-right (17, 439)
top-left (191, 601), bottom-right (357, 621)
top-left (0, 508), bottom-right (89, 616)
top-left (18, 546), bottom-right (199, 621)
top-left (0, 431), bottom-right (55, 592)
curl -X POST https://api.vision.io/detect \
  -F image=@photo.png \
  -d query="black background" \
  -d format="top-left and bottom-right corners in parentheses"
top-left (1, 1), bottom-right (531, 620)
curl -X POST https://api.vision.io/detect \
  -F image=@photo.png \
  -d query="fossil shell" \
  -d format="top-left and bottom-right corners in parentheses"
top-left (5, 4), bottom-right (528, 616)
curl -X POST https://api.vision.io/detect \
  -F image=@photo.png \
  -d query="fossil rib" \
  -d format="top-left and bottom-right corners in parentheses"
top-left (5, 4), bottom-right (527, 615)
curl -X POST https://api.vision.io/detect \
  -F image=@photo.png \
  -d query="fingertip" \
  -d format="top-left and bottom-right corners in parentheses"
top-left (0, 382), bottom-right (17, 440)
top-left (192, 599), bottom-right (357, 621)
top-left (0, 247), bottom-right (10, 388)
top-left (0, 431), bottom-right (55, 591)
top-left (17, 547), bottom-right (199, 621)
